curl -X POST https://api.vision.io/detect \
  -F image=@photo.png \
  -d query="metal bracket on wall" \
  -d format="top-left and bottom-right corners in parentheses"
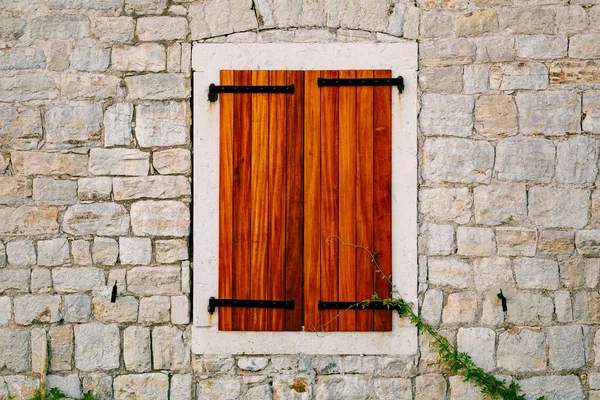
top-left (208, 297), bottom-right (295, 314)
top-left (317, 76), bottom-right (404, 93)
top-left (208, 84), bottom-right (295, 102)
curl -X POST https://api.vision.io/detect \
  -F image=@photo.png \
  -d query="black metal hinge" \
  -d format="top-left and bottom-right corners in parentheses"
top-left (208, 297), bottom-right (295, 314)
top-left (318, 76), bottom-right (404, 93)
top-left (318, 301), bottom-right (400, 311)
top-left (208, 84), bottom-right (295, 102)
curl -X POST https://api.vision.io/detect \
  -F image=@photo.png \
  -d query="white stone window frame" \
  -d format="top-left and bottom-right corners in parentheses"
top-left (191, 43), bottom-right (418, 355)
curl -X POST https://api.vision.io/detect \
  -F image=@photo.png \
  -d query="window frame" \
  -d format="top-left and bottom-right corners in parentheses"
top-left (191, 43), bottom-right (418, 355)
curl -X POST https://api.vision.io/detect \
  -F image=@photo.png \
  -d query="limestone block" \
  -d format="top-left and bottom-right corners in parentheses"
top-left (556, 5), bottom-right (589, 34)
top-left (0, 297), bottom-right (11, 324)
top-left (584, 91), bottom-right (600, 134)
top-left (474, 95), bottom-right (518, 137)
top-left (238, 357), bottom-right (269, 373)
top-left (89, 148), bottom-right (149, 176)
top-left (156, 239), bottom-right (188, 263)
top-left (420, 39), bottom-right (475, 67)
top-left (561, 259), bottom-right (586, 289)
top-left (48, 42), bottom-right (70, 72)
top-left (420, 224), bottom-right (455, 256)
top-left (473, 184), bottom-right (526, 226)
top-left (422, 138), bottom-right (493, 183)
top-left (442, 292), bottom-right (477, 324)
top-left (506, 292), bottom-right (553, 324)
top-left (124, 326), bottom-right (151, 372)
top-left (112, 44), bottom-right (166, 72)
top-left (104, 103), bottom-right (133, 147)
top-left (30, 269), bottom-right (50, 294)
top-left (420, 187), bottom-right (472, 224)
top-left (585, 259), bottom-right (600, 288)
top-left (474, 36), bottom-right (516, 63)
top-left (420, 13), bottom-right (454, 38)
top-left (514, 258), bottom-right (559, 290)
top-left (496, 228), bottom-right (536, 257)
top-left (31, 16), bottom-right (90, 40)
top-left (456, 227), bottom-right (495, 256)
top-left (13, 294), bottom-right (61, 325)
top-left (92, 237), bottom-right (118, 266)
top-left (497, 329), bottom-right (546, 372)
top-left (373, 378), bottom-right (411, 400)
top-left (576, 230), bottom-right (600, 257)
top-left (32, 178), bottom-right (77, 205)
top-left (127, 266), bottom-right (181, 295)
top-left (194, 357), bottom-right (234, 374)
top-left (48, 0), bottom-right (121, 9)
top-left (570, 34), bottom-right (600, 58)
top-left (137, 17), bottom-right (189, 41)
top-left (518, 376), bottom-right (584, 400)
top-left (529, 187), bottom-right (590, 229)
top-left (311, 356), bottom-right (341, 375)
top-left (71, 45), bottom-right (110, 72)
top-left (75, 323), bottom-right (119, 371)
top-left (0, 329), bottom-right (29, 372)
top-left (419, 66), bottom-right (463, 93)
top-left (131, 200), bottom-right (190, 237)
top-left (489, 63), bottom-right (548, 90)
top-left (448, 377), bottom-right (481, 400)
top-left (273, 376), bottom-right (312, 400)
top-left (0, 18), bottom-right (26, 42)
top-left (126, 74), bottom-right (190, 100)
top-left (170, 374), bottom-right (192, 400)
top-left (464, 64), bottom-right (489, 94)
top-left (71, 240), bottom-right (92, 266)
top-left (78, 178), bottom-right (112, 202)
top-left (153, 149), bottom-right (191, 175)
top-left (0, 177), bottom-right (31, 204)
top-left (152, 326), bottom-right (190, 371)
top-left (414, 374), bottom-right (447, 400)
top-left (499, 8), bottom-right (555, 34)
top-left (52, 268), bottom-right (105, 293)
top-left (547, 325), bottom-right (585, 370)
top-left (135, 102), bottom-right (190, 147)
top-left (421, 289), bottom-right (443, 326)
top-left (61, 74), bottom-right (119, 100)
top-left (94, 17), bottom-right (135, 43)
top-left (457, 327), bottom-right (495, 371)
top-left (64, 294), bottom-right (91, 323)
top-left (63, 203), bottom-right (130, 236)
top-left (495, 137), bottom-right (555, 183)
top-left (113, 176), bottom-right (190, 201)
top-left (125, 0), bottom-right (168, 14)
top-left (0, 269), bottom-right (30, 292)
top-left (416, 0), bottom-right (468, 9)
top-left (481, 292), bottom-right (504, 327)
top-left (190, 0), bottom-right (256, 39)
top-left (556, 135), bottom-right (599, 184)
top-left (196, 379), bottom-right (242, 400)
top-left (0, 206), bottom-right (59, 236)
top-left (456, 10), bottom-right (498, 37)
top-left (0, 106), bottom-right (42, 150)
top-left (0, 74), bottom-right (59, 102)
top-left (246, 384), bottom-right (272, 400)
top-left (49, 326), bottom-right (73, 372)
top-left (555, 291), bottom-right (574, 323)
top-left (420, 95), bottom-right (474, 137)
top-left (473, 257), bottom-right (514, 292)
top-left (517, 91), bottom-right (581, 136)
top-left (315, 376), bottom-right (370, 400)
top-left (93, 296), bottom-right (139, 323)
top-left (118, 237), bottom-right (151, 265)
top-left (37, 238), bottom-right (70, 266)
top-left (171, 295), bottom-right (189, 325)
top-left (138, 296), bottom-right (170, 323)
top-left (517, 35), bottom-right (568, 59)
top-left (82, 374), bottom-right (113, 400)
top-left (574, 291), bottom-right (600, 323)
top-left (0, 242), bottom-right (4, 268)
top-left (11, 151), bottom-right (87, 176)
top-left (428, 258), bottom-right (471, 288)
top-left (0, 47), bottom-right (46, 70)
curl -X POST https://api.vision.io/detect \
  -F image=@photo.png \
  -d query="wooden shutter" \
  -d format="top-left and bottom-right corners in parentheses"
top-left (219, 70), bottom-right (392, 332)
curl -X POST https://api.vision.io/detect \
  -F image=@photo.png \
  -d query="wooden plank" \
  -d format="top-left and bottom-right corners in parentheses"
top-left (355, 70), bottom-right (375, 331)
top-left (285, 70), bottom-right (304, 331)
top-left (267, 70), bottom-right (287, 331)
top-left (218, 70), bottom-right (234, 331)
top-left (232, 70), bottom-right (253, 331)
top-left (249, 70), bottom-right (270, 331)
top-left (373, 70), bottom-right (393, 331)
top-left (303, 70), bottom-right (322, 332)
top-left (319, 70), bottom-right (339, 332)
top-left (337, 70), bottom-right (357, 331)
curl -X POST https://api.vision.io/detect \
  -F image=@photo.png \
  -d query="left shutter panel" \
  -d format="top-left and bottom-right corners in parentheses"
top-left (218, 70), bottom-right (304, 331)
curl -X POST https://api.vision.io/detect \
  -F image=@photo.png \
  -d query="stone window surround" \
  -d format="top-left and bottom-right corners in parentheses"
top-left (191, 43), bottom-right (418, 355)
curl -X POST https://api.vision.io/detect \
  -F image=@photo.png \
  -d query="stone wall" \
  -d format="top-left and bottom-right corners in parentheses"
top-left (1, 0), bottom-right (600, 399)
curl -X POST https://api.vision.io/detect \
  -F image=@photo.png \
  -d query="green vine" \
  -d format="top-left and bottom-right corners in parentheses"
top-left (318, 235), bottom-right (545, 400)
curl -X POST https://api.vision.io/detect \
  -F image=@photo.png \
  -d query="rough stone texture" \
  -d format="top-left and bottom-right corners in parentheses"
top-left (32, 178), bottom-right (77, 206)
top-left (0, 106), bottom-right (43, 150)
top-left (6, 240), bottom-right (35, 266)
top-left (92, 237), bottom-right (119, 266)
top-left (420, 188), bottom-right (472, 224)
top-left (196, 378), bottom-right (242, 400)
top-left (456, 227), bottom-right (495, 256)
top-left (94, 17), bottom-right (135, 43)
top-left (113, 373), bottom-right (169, 400)
top-left (125, 74), bottom-right (190, 100)
top-left (584, 92), bottom-right (600, 134)
top-left (124, 326), bottom-right (151, 372)
top-left (556, 135), bottom-right (599, 184)
top-left (127, 266), bottom-right (181, 295)
top-left (0, 329), bottom-right (30, 372)
top-left (0, 74), bottom-right (59, 102)
top-left (489, 63), bottom-right (548, 90)
top-left (420, 223), bottom-right (455, 256)
top-left (547, 325), bottom-right (585, 370)
top-left (78, 178), bottom-right (112, 202)
top-left (315, 376), bottom-right (370, 400)
top-left (104, 103), bottom-right (133, 147)
top-left (135, 102), bottom-right (190, 147)
top-left (93, 296), bottom-right (139, 323)
top-left (420, 39), bottom-right (475, 67)
top-left (529, 187), bottom-right (590, 229)
top-left (518, 375), bottom-right (584, 400)
top-left (119, 237), bottom-right (152, 265)
top-left (31, 16), bottom-right (90, 40)
top-left (64, 203), bottom-right (130, 236)
top-left (442, 292), bottom-right (477, 324)
top-left (155, 239), bottom-right (188, 263)
top-left (53, 268), bottom-right (105, 293)
top-left (457, 327), bottom-right (495, 371)
top-left (12, 151), bottom-right (87, 176)
top-left (112, 44), bottom-right (166, 72)
top-left (64, 294), bottom-right (91, 323)
top-left (138, 296), bottom-right (170, 323)
top-left (171, 374), bottom-right (193, 400)
top-left (415, 374), bottom-right (447, 400)
top-left (422, 138), bottom-right (493, 184)
top-left (497, 329), bottom-right (546, 372)
top-left (37, 238), bottom-right (70, 266)
top-left (0, 269), bottom-right (30, 293)
top-left (0, 177), bottom-right (31, 205)
top-left (152, 326), bottom-right (189, 370)
top-left (517, 35), bottom-right (567, 59)
top-left (495, 137), bottom-right (555, 183)
top-left (419, 66), bottom-right (463, 93)
top-left (75, 323), bottom-right (120, 371)
top-left (496, 228), bottom-right (536, 257)
top-left (137, 17), bottom-right (189, 41)
top-left (13, 294), bottom-right (61, 325)
top-left (31, 269), bottom-right (51, 294)
top-left (428, 258), bottom-right (471, 288)
top-left (473, 257), bottom-right (514, 292)
top-left (538, 230), bottom-right (575, 257)
top-left (514, 258), bottom-right (559, 290)
top-left (473, 184), bottom-right (526, 226)
top-left (506, 292), bottom-right (554, 325)
top-left (474, 95), bottom-right (518, 137)
top-left (152, 149), bottom-right (191, 175)
top-left (89, 148), bottom-right (150, 176)
top-left (113, 176), bottom-right (190, 201)
top-left (131, 201), bottom-right (190, 237)
top-left (72, 45), bottom-right (110, 72)
top-left (517, 91), bottom-right (581, 136)
top-left (420, 95), bottom-right (474, 137)
top-left (48, 326), bottom-right (73, 372)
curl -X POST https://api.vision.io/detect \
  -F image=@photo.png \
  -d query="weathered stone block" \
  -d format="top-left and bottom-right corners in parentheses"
top-left (457, 327), bottom-right (495, 372)
top-left (0, 18), bottom-right (26, 42)
top-left (573, 291), bottom-right (600, 322)
top-left (6, 240), bottom-right (35, 266)
top-left (127, 266), bottom-right (181, 295)
top-left (92, 237), bottom-right (118, 266)
top-left (11, 151), bottom-right (87, 176)
top-left (82, 374), bottom-right (113, 400)
top-left (506, 292), bottom-right (553, 324)
top-left (473, 257), bottom-right (514, 292)
top-left (131, 200), bottom-right (190, 237)
top-left (428, 258), bottom-right (470, 288)
top-left (456, 227), bottom-right (495, 256)
top-left (153, 149), bottom-right (191, 175)
top-left (62, 74), bottom-right (119, 100)
top-left (94, 17), bottom-right (135, 43)
top-left (170, 374), bottom-right (192, 400)
top-left (547, 325), bottom-right (585, 370)
top-left (273, 376), bottom-right (312, 400)
top-left (556, 5), bottom-right (589, 34)
top-left (93, 296), bottom-right (138, 324)
top-left (499, 8), bottom-right (555, 34)
top-left (0, 206), bottom-right (59, 235)
top-left (555, 290), bottom-right (573, 323)
top-left (119, 237), bottom-right (152, 265)
top-left (315, 376), bottom-right (370, 400)
top-left (570, 34), bottom-right (600, 59)
top-left (0, 329), bottom-right (30, 372)
top-left (112, 44), bottom-right (166, 72)
top-left (529, 187), bottom-right (590, 229)
top-left (442, 292), bottom-right (477, 324)
top-left (584, 91), bottom-right (600, 134)
top-left (48, 0), bottom-right (121, 9)
top-left (32, 178), bottom-right (77, 206)
top-left (139, 296), bottom-right (170, 323)
top-left (31, 269), bottom-right (51, 294)
top-left (422, 138), bottom-right (493, 184)
top-left (514, 258), bottom-right (559, 290)
top-left (495, 137), bottom-right (555, 183)
top-left (135, 102), bottom-right (190, 147)
top-left (63, 203), bottom-right (130, 236)
top-left (114, 374), bottom-right (169, 400)
top-left (13, 295), bottom-right (61, 325)
top-left (48, 42), bottom-right (69, 72)
top-left (0, 177), bottom-right (31, 204)
top-left (31, 16), bottom-right (90, 39)
top-left (196, 378), bottom-right (242, 400)
top-left (414, 374), bottom-right (446, 400)
top-left (0, 106), bottom-right (42, 150)
top-left (420, 223), bottom-right (454, 256)
top-left (419, 66), bottom-right (463, 93)
top-left (78, 178), bottom-right (112, 202)
top-left (474, 36), bottom-right (516, 63)
top-left (0, 47), bottom-right (46, 70)
top-left (71, 240), bottom-right (92, 266)
top-left (126, 74), bottom-right (190, 100)
top-left (53, 268), bottom-right (105, 293)
top-left (75, 323), bottom-right (120, 371)
top-left (104, 103), bottom-right (133, 147)
top-left (89, 148), bottom-right (149, 176)
top-left (420, 39), bottom-right (475, 67)
top-left (0, 242), bottom-right (5, 268)
top-left (71, 45), bottom-right (110, 72)
top-left (420, 95), bottom-right (474, 137)
top-left (0, 269), bottom-right (29, 293)
top-left (137, 17), bottom-right (189, 41)
top-left (37, 238), bottom-right (70, 266)
top-left (0, 297), bottom-right (10, 325)
top-left (420, 188), bottom-right (472, 224)
top-left (496, 228), bottom-right (536, 257)
top-left (517, 35), bottom-right (568, 59)
top-left (171, 296), bottom-right (189, 325)
top-left (124, 326), bottom-right (151, 372)
top-left (125, 0), bottom-right (168, 14)
top-left (538, 230), bottom-right (575, 257)
top-left (189, 0), bottom-right (256, 39)
top-left (517, 91), bottom-right (581, 135)
top-left (576, 230), bottom-right (600, 256)
top-left (113, 176), bottom-right (190, 201)
top-left (556, 135), bottom-right (599, 184)
top-left (420, 13), bottom-right (454, 39)
top-left (64, 294), bottom-right (91, 323)
top-left (473, 184), bottom-right (526, 226)
top-left (474, 95), bottom-right (518, 137)
top-left (490, 62), bottom-right (548, 91)
top-left (0, 74), bottom-right (59, 102)
top-left (497, 329), bottom-right (546, 372)
top-left (152, 326), bottom-right (189, 370)
top-left (49, 326), bottom-right (73, 372)
top-left (156, 239), bottom-right (188, 263)
top-left (518, 375), bottom-right (584, 400)
top-left (421, 289), bottom-right (443, 326)
top-left (456, 10), bottom-right (498, 37)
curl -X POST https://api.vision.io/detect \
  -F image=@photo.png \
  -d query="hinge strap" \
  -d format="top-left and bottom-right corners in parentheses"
top-left (317, 76), bottom-right (404, 93)
top-left (208, 84), bottom-right (295, 102)
top-left (208, 297), bottom-right (295, 314)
